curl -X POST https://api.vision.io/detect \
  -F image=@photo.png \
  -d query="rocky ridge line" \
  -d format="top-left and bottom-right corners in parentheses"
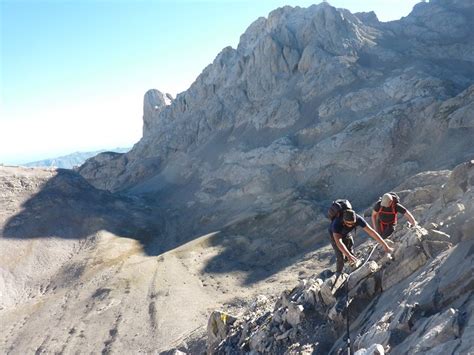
top-left (78, 1), bottom-right (474, 244)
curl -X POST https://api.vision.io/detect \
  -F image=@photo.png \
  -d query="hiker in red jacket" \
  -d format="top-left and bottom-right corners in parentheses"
top-left (371, 192), bottom-right (417, 239)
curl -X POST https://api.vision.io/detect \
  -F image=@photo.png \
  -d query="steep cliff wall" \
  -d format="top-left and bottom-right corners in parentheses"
top-left (78, 0), bottom-right (474, 248)
top-left (204, 160), bottom-right (474, 354)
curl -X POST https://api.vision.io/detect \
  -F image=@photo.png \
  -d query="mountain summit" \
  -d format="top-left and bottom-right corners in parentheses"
top-left (78, 0), bottom-right (473, 242)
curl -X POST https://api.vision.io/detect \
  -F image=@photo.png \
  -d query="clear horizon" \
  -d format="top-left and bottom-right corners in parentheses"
top-left (1, 0), bottom-right (421, 165)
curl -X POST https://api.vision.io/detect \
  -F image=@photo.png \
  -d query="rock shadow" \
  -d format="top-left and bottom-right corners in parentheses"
top-left (1, 169), bottom-right (163, 256)
top-left (2, 168), bottom-right (333, 284)
top-left (201, 199), bottom-right (330, 285)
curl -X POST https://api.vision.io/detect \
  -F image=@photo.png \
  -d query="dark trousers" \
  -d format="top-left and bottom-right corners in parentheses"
top-left (329, 231), bottom-right (354, 273)
top-left (376, 219), bottom-right (395, 239)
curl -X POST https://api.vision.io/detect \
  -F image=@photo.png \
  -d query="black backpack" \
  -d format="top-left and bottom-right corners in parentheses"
top-left (389, 192), bottom-right (400, 204)
top-left (327, 199), bottom-right (352, 220)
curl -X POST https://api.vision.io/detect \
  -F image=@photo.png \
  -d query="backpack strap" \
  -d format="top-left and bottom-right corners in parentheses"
top-left (377, 200), bottom-right (398, 225)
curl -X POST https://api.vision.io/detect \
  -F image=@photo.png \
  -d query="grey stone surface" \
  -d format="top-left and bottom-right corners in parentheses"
top-left (207, 311), bottom-right (237, 353)
top-left (78, 1), bottom-right (474, 223)
top-left (208, 159), bottom-right (474, 354)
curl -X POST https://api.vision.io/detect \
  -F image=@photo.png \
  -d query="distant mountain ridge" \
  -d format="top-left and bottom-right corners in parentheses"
top-left (23, 147), bottom-right (130, 169)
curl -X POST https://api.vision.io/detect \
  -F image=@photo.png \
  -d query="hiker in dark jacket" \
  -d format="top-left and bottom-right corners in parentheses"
top-left (329, 209), bottom-right (394, 274)
top-left (371, 193), bottom-right (417, 239)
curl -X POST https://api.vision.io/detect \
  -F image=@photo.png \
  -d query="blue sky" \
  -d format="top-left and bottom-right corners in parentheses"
top-left (1, 0), bottom-right (420, 165)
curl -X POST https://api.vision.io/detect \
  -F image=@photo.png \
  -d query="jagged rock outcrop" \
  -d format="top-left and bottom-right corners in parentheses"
top-left (207, 311), bottom-right (238, 353)
top-left (143, 89), bottom-right (167, 137)
top-left (74, 151), bottom-right (129, 191)
top-left (207, 160), bottom-right (474, 354)
top-left (78, 0), bottom-right (474, 247)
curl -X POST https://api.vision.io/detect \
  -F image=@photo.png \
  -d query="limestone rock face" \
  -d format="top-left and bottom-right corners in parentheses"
top-left (143, 89), bottom-right (166, 138)
top-left (75, 151), bottom-right (128, 191)
top-left (78, 2), bottom-right (473, 244)
top-left (207, 311), bottom-right (237, 353)
top-left (74, 8), bottom-right (474, 351)
top-left (47, 2), bottom-right (474, 352)
top-left (207, 160), bottom-right (474, 354)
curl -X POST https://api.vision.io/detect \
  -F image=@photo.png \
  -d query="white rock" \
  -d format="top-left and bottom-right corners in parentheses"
top-left (283, 303), bottom-right (305, 328)
top-left (348, 261), bottom-right (379, 289)
top-left (354, 343), bottom-right (385, 355)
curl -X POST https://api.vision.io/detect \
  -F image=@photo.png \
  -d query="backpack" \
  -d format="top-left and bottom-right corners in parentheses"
top-left (376, 192), bottom-right (400, 224)
top-left (327, 199), bottom-right (352, 220)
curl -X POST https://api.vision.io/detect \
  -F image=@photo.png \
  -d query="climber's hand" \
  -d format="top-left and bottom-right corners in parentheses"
top-left (348, 254), bottom-right (359, 265)
top-left (384, 245), bottom-right (394, 254)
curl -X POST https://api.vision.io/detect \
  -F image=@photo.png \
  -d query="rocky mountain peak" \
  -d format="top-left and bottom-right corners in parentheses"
top-left (397, 0), bottom-right (472, 41)
top-left (354, 11), bottom-right (379, 25)
top-left (79, 1), bottom-right (473, 219)
top-left (238, 2), bottom-right (374, 59)
top-left (143, 89), bottom-right (166, 138)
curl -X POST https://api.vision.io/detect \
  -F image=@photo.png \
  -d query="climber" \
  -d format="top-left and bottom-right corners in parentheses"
top-left (329, 209), bottom-right (394, 274)
top-left (371, 192), bottom-right (417, 239)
